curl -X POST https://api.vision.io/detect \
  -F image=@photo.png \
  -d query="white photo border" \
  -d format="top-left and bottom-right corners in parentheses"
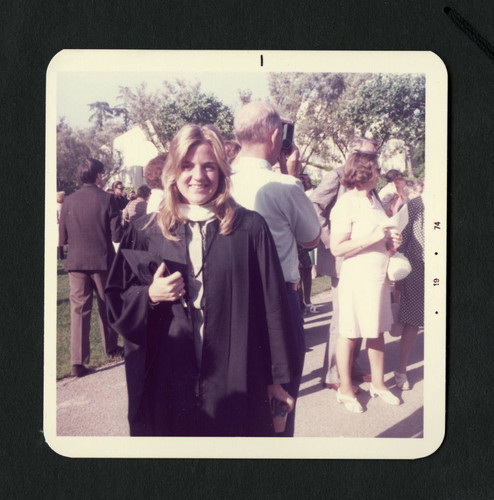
top-left (45, 50), bottom-right (447, 459)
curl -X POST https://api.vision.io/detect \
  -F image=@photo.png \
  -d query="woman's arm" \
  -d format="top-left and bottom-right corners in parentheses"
top-left (330, 224), bottom-right (390, 258)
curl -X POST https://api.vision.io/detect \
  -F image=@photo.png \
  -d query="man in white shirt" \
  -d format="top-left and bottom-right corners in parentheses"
top-left (231, 101), bottom-right (321, 436)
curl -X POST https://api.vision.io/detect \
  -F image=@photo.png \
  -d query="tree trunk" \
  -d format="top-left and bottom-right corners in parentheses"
top-left (405, 144), bottom-right (416, 178)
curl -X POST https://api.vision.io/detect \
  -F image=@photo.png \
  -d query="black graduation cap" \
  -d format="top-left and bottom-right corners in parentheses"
top-left (120, 249), bottom-right (188, 286)
top-left (120, 249), bottom-right (163, 285)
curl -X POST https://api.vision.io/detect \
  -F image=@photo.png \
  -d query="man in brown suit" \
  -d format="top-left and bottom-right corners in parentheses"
top-left (59, 158), bottom-right (123, 377)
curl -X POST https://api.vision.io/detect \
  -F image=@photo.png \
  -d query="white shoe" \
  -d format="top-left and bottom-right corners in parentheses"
top-left (394, 371), bottom-right (410, 391)
top-left (304, 303), bottom-right (320, 314)
top-left (369, 384), bottom-right (401, 405)
top-left (336, 389), bottom-right (364, 413)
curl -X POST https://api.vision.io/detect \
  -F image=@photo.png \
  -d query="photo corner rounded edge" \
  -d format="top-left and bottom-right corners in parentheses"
top-left (415, 419), bottom-right (447, 461)
top-left (425, 51), bottom-right (449, 81)
top-left (43, 375), bottom-right (76, 459)
top-left (46, 49), bottom-right (71, 79)
top-left (42, 419), bottom-right (76, 459)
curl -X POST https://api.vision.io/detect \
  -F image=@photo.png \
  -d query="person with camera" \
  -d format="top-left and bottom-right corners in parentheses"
top-left (230, 101), bottom-right (321, 436)
top-left (274, 144), bottom-right (319, 315)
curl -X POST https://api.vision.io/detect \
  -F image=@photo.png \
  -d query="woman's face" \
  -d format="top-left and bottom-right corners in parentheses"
top-left (177, 142), bottom-right (220, 205)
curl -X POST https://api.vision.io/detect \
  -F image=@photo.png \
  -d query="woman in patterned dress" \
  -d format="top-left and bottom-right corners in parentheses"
top-left (394, 184), bottom-right (425, 391)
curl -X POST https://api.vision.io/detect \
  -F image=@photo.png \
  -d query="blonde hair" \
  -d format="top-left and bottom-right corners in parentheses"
top-left (157, 124), bottom-right (237, 240)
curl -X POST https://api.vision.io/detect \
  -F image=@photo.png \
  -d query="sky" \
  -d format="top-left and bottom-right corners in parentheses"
top-left (57, 71), bottom-right (271, 129)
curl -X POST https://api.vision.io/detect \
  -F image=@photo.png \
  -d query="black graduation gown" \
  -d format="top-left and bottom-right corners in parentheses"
top-left (105, 207), bottom-right (300, 437)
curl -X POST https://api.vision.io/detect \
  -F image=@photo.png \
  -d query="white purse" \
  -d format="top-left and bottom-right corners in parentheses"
top-left (387, 252), bottom-right (412, 281)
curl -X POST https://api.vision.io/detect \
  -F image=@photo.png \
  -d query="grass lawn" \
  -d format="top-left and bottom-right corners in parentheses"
top-left (310, 275), bottom-right (332, 296)
top-left (56, 260), bottom-right (332, 379)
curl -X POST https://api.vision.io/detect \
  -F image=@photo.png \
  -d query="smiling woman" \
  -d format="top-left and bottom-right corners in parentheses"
top-left (105, 123), bottom-right (300, 437)
top-left (177, 143), bottom-right (220, 206)
top-left (157, 124), bottom-right (236, 241)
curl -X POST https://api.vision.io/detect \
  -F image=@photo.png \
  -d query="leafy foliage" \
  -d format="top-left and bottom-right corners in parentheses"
top-left (116, 82), bottom-right (164, 151)
top-left (88, 101), bottom-right (114, 130)
top-left (56, 119), bottom-right (91, 194)
top-left (341, 73), bottom-right (425, 176)
top-left (268, 72), bottom-right (425, 177)
top-left (268, 72), bottom-right (372, 168)
top-left (58, 73), bottom-right (426, 195)
top-left (56, 119), bottom-right (123, 195)
top-left (155, 82), bottom-right (235, 146)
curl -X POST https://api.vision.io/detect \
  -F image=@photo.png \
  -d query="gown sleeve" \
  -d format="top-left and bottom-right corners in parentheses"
top-left (105, 223), bottom-right (153, 346)
top-left (251, 214), bottom-right (301, 384)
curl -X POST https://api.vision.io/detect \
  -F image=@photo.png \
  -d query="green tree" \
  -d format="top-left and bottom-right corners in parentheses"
top-left (112, 106), bottom-right (131, 128)
top-left (268, 72), bottom-right (426, 177)
top-left (324, 73), bottom-right (373, 160)
top-left (268, 72), bottom-right (348, 169)
top-left (56, 118), bottom-right (123, 194)
top-left (117, 82), bottom-right (164, 151)
top-left (343, 73), bottom-right (425, 177)
top-left (116, 80), bottom-right (235, 151)
top-left (56, 119), bottom-right (90, 194)
top-left (80, 125), bottom-right (123, 187)
top-left (88, 101), bottom-right (114, 131)
top-left (156, 84), bottom-right (234, 147)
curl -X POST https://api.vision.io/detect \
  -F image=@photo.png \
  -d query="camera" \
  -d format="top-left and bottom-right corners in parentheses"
top-left (281, 122), bottom-right (294, 152)
top-left (271, 398), bottom-right (289, 418)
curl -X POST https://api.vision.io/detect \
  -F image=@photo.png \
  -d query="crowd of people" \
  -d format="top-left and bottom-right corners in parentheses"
top-left (58, 101), bottom-right (424, 436)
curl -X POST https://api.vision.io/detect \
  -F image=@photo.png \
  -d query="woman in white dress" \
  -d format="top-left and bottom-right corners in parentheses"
top-left (330, 151), bottom-right (402, 413)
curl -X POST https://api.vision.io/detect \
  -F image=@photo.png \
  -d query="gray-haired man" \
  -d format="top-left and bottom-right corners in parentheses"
top-left (231, 102), bottom-right (321, 436)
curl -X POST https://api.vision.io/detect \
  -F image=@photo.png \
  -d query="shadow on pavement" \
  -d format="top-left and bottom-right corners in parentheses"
top-left (298, 373), bottom-right (327, 398)
top-left (375, 406), bottom-right (424, 438)
top-left (94, 360), bottom-right (125, 374)
top-left (382, 331), bottom-right (424, 372)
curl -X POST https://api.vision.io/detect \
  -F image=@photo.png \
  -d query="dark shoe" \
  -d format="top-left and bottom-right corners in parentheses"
top-left (107, 345), bottom-right (124, 359)
top-left (71, 364), bottom-right (90, 377)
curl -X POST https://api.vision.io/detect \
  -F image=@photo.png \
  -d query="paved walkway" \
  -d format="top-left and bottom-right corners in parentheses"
top-left (56, 289), bottom-right (424, 438)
